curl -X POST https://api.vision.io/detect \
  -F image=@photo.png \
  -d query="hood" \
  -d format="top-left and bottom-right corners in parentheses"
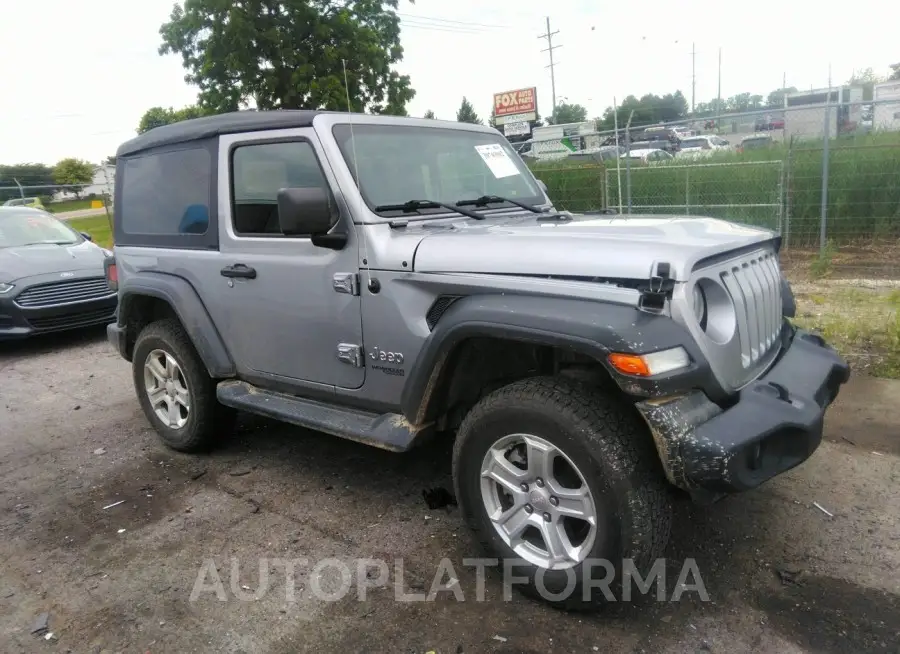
top-left (412, 213), bottom-right (776, 282)
top-left (0, 241), bottom-right (108, 284)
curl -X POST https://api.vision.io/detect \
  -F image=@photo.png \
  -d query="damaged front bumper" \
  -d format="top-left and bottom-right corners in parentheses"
top-left (636, 326), bottom-right (850, 502)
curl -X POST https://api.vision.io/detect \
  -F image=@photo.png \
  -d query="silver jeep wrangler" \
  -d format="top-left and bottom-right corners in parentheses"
top-left (105, 111), bottom-right (849, 608)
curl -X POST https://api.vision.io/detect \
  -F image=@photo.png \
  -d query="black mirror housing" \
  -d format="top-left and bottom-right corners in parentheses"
top-left (80, 231), bottom-right (93, 242)
top-left (277, 187), bottom-right (336, 237)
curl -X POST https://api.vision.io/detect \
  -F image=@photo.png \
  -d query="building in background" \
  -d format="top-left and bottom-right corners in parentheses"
top-left (873, 80), bottom-right (900, 131)
top-left (783, 85), bottom-right (866, 140)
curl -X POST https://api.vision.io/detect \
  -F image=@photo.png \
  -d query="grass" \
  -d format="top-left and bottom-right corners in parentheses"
top-left (45, 199), bottom-right (107, 214)
top-left (68, 215), bottom-right (113, 249)
top-left (791, 281), bottom-right (900, 378)
top-left (527, 130), bottom-right (900, 243)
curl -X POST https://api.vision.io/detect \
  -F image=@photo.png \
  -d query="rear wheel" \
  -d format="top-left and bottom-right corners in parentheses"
top-left (452, 376), bottom-right (672, 609)
top-left (132, 319), bottom-right (233, 452)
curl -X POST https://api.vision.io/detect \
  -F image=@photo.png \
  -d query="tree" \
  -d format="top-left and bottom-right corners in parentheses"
top-left (766, 87), bottom-right (798, 108)
top-left (847, 68), bottom-right (886, 100)
top-left (598, 91), bottom-right (689, 130)
top-left (104, 155), bottom-right (117, 166)
top-left (456, 97), bottom-right (482, 124)
top-left (547, 102), bottom-right (588, 125)
top-left (890, 63), bottom-right (900, 80)
top-left (137, 105), bottom-right (206, 134)
top-left (0, 163), bottom-right (56, 202)
top-left (423, 109), bottom-right (436, 119)
top-left (159, 0), bottom-right (415, 115)
top-left (53, 158), bottom-right (95, 198)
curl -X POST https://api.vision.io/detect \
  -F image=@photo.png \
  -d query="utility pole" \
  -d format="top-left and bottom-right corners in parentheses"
top-left (716, 47), bottom-right (722, 123)
top-left (691, 42), bottom-right (696, 114)
top-left (538, 17), bottom-right (561, 119)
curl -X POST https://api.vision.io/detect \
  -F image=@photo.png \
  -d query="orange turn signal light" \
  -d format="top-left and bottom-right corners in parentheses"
top-left (607, 353), bottom-right (652, 377)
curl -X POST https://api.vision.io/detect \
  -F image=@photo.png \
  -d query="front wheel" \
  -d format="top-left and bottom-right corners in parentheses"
top-left (132, 318), bottom-right (233, 452)
top-left (452, 376), bottom-right (672, 609)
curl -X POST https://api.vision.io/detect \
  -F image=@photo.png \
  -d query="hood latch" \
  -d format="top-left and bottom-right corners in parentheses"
top-left (638, 261), bottom-right (675, 314)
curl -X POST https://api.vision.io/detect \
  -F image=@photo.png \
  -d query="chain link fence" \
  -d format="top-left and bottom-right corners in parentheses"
top-left (0, 164), bottom-right (115, 223)
top-left (524, 95), bottom-right (900, 282)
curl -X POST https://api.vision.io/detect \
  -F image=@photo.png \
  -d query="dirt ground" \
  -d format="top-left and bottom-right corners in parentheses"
top-left (1, 328), bottom-right (898, 654)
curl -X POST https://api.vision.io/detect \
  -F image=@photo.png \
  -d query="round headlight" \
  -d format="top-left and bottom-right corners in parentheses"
top-left (692, 284), bottom-right (707, 328)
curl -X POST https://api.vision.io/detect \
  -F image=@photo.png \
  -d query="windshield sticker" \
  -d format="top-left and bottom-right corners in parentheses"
top-left (474, 144), bottom-right (520, 179)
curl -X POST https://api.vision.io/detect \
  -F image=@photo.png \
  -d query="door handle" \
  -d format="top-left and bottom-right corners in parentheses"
top-left (221, 263), bottom-right (257, 279)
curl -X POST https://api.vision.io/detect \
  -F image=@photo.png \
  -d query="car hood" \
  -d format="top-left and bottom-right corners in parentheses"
top-left (412, 213), bottom-right (777, 282)
top-left (0, 241), bottom-right (107, 284)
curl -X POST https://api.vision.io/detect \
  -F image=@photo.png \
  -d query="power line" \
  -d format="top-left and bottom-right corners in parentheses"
top-left (538, 17), bottom-right (562, 113)
top-left (399, 20), bottom-right (487, 35)
top-left (396, 12), bottom-right (510, 29)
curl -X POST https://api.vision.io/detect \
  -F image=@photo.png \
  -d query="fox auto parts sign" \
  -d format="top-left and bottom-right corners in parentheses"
top-left (493, 87), bottom-right (537, 125)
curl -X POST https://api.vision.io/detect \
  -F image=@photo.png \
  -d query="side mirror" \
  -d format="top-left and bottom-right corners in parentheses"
top-left (277, 187), bottom-right (335, 236)
top-left (80, 232), bottom-right (93, 242)
top-left (276, 187), bottom-right (346, 250)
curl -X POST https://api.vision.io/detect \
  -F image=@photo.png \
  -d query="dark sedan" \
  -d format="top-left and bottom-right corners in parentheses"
top-left (0, 207), bottom-right (117, 340)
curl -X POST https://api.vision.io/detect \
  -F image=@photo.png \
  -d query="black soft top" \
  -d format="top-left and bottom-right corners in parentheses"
top-left (116, 110), bottom-right (326, 157)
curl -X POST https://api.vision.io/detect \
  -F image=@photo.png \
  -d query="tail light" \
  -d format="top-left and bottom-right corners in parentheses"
top-left (104, 256), bottom-right (118, 292)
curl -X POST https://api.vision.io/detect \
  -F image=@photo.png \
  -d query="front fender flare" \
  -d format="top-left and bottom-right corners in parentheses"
top-left (118, 272), bottom-right (235, 378)
top-left (399, 294), bottom-right (714, 423)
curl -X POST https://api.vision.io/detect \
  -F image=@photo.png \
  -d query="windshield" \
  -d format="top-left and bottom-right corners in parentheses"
top-left (0, 210), bottom-right (82, 247)
top-left (332, 124), bottom-right (544, 216)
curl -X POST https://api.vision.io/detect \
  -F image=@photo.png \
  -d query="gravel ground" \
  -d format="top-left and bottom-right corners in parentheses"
top-left (1, 328), bottom-right (898, 654)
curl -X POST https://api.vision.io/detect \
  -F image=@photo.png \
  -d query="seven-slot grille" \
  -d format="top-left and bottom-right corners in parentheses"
top-left (719, 250), bottom-right (783, 369)
top-left (15, 277), bottom-right (113, 308)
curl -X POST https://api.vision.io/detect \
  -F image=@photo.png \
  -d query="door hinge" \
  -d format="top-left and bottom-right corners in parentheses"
top-left (333, 272), bottom-right (359, 296)
top-left (336, 343), bottom-right (364, 367)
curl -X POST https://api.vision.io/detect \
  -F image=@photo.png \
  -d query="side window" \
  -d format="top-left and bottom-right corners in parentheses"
top-left (121, 147), bottom-right (211, 236)
top-left (231, 140), bottom-right (333, 237)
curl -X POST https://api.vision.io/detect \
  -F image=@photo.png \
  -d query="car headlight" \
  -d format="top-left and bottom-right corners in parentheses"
top-left (0, 283), bottom-right (14, 294)
top-left (692, 284), bottom-right (707, 328)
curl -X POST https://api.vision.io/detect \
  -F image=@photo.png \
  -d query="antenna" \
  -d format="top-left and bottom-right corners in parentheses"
top-left (342, 59), bottom-right (373, 292)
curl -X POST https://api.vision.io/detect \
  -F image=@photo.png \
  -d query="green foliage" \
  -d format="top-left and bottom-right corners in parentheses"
top-left (547, 102), bottom-right (588, 125)
top-left (765, 87), bottom-right (798, 109)
top-left (888, 63), bottom-right (900, 81)
top-left (53, 158), bottom-right (94, 187)
top-left (158, 0), bottom-right (415, 115)
top-left (0, 163), bottom-right (56, 202)
top-left (809, 240), bottom-right (836, 278)
top-left (456, 97), bottom-right (481, 124)
top-left (423, 109), bottom-right (436, 119)
top-left (525, 131), bottom-right (900, 245)
top-left (598, 91), bottom-right (689, 130)
top-left (105, 155), bottom-right (117, 165)
top-left (68, 215), bottom-right (112, 249)
top-left (137, 105), bottom-right (207, 134)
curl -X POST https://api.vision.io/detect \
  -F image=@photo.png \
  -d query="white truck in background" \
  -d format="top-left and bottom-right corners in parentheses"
top-left (873, 80), bottom-right (900, 132)
top-left (513, 121), bottom-right (600, 161)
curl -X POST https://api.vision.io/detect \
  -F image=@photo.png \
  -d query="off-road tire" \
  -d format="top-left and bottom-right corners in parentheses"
top-left (452, 375), bottom-right (672, 610)
top-left (132, 318), bottom-right (234, 452)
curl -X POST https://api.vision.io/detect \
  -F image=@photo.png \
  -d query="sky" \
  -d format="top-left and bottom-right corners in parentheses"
top-left (1, 0), bottom-right (898, 166)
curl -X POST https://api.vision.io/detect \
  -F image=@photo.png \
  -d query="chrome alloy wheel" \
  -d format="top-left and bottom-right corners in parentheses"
top-left (143, 349), bottom-right (191, 429)
top-left (480, 433), bottom-right (598, 570)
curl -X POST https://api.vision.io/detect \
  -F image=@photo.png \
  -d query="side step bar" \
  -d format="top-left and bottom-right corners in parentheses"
top-left (216, 381), bottom-right (431, 452)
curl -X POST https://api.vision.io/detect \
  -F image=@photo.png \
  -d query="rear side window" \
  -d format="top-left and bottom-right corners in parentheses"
top-left (120, 147), bottom-right (212, 236)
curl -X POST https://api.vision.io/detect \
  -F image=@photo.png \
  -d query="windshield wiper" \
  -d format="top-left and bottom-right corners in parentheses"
top-left (374, 199), bottom-right (484, 220)
top-left (455, 195), bottom-right (544, 214)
